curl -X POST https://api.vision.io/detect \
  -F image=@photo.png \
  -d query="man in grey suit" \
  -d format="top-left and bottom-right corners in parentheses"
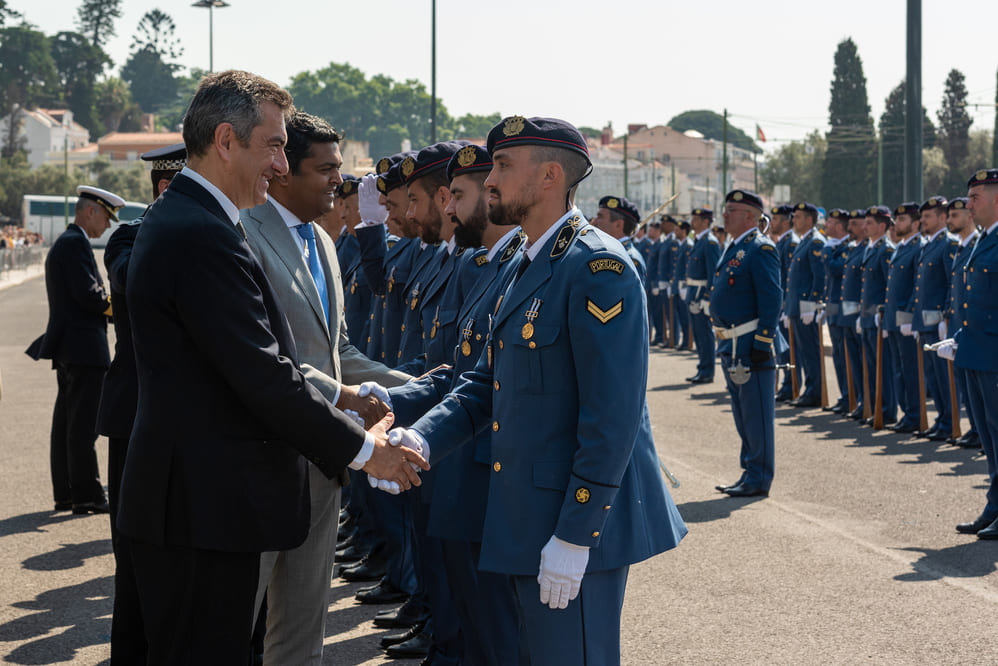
top-left (241, 111), bottom-right (412, 665)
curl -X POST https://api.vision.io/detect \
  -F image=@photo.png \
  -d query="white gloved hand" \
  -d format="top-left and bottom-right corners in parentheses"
top-left (855, 319), bottom-right (862, 335)
top-left (780, 314), bottom-right (789, 329)
top-left (874, 312), bottom-right (881, 329)
top-left (913, 330), bottom-right (919, 342)
top-left (666, 285), bottom-right (673, 298)
top-left (358, 174), bottom-right (388, 226)
top-left (651, 287), bottom-right (660, 296)
top-left (537, 535), bottom-right (590, 610)
top-left (343, 409), bottom-right (364, 428)
top-left (881, 328), bottom-right (888, 339)
top-left (368, 474), bottom-right (401, 495)
top-left (935, 338), bottom-right (957, 361)
top-left (938, 320), bottom-right (948, 340)
top-left (358, 381), bottom-right (393, 411)
top-left (658, 281), bottom-right (667, 291)
top-left (900, 323), bottom-right (913, 337)
top-left (816, 310), bottom-right (826, 326)
top-left (801, 311), bottom-right (815, 325)
top-left (678, 289), bottom-right (687, 302)
top-left (388, 427), bottom-right (430, 468)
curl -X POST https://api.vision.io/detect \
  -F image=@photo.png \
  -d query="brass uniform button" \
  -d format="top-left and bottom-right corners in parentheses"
top-left (492, 421), bottom-right (500, 432)
top-left (592, 531), bottom-right (600, 538)
top-left (529, 341), bottom-right (536, 349)
top-left (499, 339), bottom-right (504, 350)
top-left (494, 380), bottom-right (500, 391)
top-left (493, 461), bottom-right (501, 472)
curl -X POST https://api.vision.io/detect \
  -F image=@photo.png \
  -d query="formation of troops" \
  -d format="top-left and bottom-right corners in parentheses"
top-left (20, 66), bottom-right (998, 665)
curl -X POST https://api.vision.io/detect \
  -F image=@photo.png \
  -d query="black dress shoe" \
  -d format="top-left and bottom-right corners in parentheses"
top-left (374, 598), bottom-right (427, 628)
top-left (977, 518), bottom-right (998, 540)
top-left (72, 500), bottom-right (110, 515)
top-left (774, 393), bottom-right (792, 403)
top-left (340, 559), bottom-right (386, 582)
top-left (335, 543), bottom-right (366, 563)
top-left (685, 374), bottom-right (700, 382)
top-left (861, 417), bottom-right (873, 426)
top-left (791, 397), bottom-right (820, 408)
top-left (385, 630), bottom-right (432, 658)
top-left (723, 483), bottom-right (769, 498)
top-left (379, 621), bottom-right (426, 648)
top-left (913, 427), bottom-right (938, 440)
top-left (715, 480), bottom-right (744, 493)
top-left (956, 513), bottom-right (997, 535)
top-left (928, 430), bottom-right (950, 442)
top-left (848, 408), bottom-right (864, 420)
top-left (957, 433), bottom-right (982, 449)
top-left (892, 423), bottom-right (919, 434)
top-left (54, 501), bottom-right (72, 512)
top-left (689, 375), bottom-right (714, 385)
top-left (356, 581), bottom-right (408, 605)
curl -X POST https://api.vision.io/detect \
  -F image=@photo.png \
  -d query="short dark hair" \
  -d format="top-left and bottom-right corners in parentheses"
top-left (607, 209), bottom-right (637, 235)
top-left (285, 111), bottom-right (342, 174)
top-left (150, 169), bottom-right (178, 198)
top-left (529, 145), bottom-right (590, 194)
top-left (182, 70), bottom-right (294, 158)
top-left (412, 170), bottom-right (450, 199)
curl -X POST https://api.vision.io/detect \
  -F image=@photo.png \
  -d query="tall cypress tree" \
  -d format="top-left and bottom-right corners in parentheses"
top-left (75, 0), bottom-right (122, 51)
top-left (937, 69), bottom-right (973, 194)
top-left (879, 81), bottom-right (936, 205)
top-left (821, 38), bottom-right (876, 209)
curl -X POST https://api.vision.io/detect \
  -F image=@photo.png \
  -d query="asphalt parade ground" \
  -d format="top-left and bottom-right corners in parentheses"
top-left (1, 268), bottom-right (995, 665)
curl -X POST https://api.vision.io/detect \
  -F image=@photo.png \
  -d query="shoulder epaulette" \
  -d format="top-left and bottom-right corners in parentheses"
top-left (475, 254), bottom-right (488, 266)
top-left (499, 231), bottom-right (525, 263)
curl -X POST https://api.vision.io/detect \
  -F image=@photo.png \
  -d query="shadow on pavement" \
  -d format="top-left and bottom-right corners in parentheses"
top-left (648, 383), bottom-right (696, 392)
top-left (894, 541), bottom-right (998, 582)
top-left (675, 495), bottom-right (767, 524)
top-left (0, 575), bottom-right (112, 665)
top-left (22, 539), bottom-right (111, 572)
top-left (0, 511), bottom-right (80, 539)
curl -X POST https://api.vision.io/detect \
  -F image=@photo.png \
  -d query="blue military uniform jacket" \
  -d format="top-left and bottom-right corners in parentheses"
top-left (859, 236), bottom-right (895, 329)
top-left (840, 240), bottom-right (865, 328)
top-left (397, 242), bottom-right (446, 365)
top-left (883, 234), bottom-right (923, 332)
top-left (910, 230), bottom-right (960, 333)
top-left (646, 239), bottom-right (661, 289)
top-left (946, 233), bottom-right (978, 333)
top-left (407, 210), bottom-right (686, 576)
top-left (657, 234), bottom-right (677, 288)
top-left (709, 229), bottom-right (781, 360)
top-left (820, 239), bottom-right (849, 327)
top-left (334, 232), bottom-right (359, 288)
top-left (620, 237), bottom-right (646, 286)
top-left (784, 228), bottom-right (826, 317)
top-left (685, 230), bottom-right (721, 302)
top-left (341, 234), bottom-right (373, 353)
top-left (672, 236), bottom-right (692, 295)
top-left (954, 227), bottom-right (998, 372)
top-left (356, 227), bottom-right (417, 366)
top-left (776, 230), bottom-right (799, 295)
top-left (418, 246), bottom-right (488, 372)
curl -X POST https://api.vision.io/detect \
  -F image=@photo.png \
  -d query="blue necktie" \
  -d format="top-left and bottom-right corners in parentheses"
top-left (295, 223), bottom-right (329, 328)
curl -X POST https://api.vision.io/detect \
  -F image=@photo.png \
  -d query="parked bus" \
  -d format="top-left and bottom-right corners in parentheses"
top-left (22, 194), bottom-right (146, 248)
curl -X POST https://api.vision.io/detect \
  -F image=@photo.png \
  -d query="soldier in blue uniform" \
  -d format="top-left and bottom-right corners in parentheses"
top-left (655, 216), bottom-right (677, 347)
top-left (941, 169), bottom-right (998, 537)
top-left (944, 197), bottom-right (981, 449)
top-left (819, 209), bottom-right (851, 414)
top-left (673, 219), bottom-right (693, 349)
top-left (910, 196), bottom-right (961, 440)
top-left (685, 207), bottom-right (721, 383)
top-left (389, 116), bottom-right (686, 664)
top-left (883, 202), bottom-right (924, 433)
top-left (858, 206), bottom-right (897, 426)
top-left (710, 190), bottom-right (782, 497)
top-left (335, 175), bottom-right (375, 353)
top-left (644, 219), bottom-right (665, 345)
top-left (771, 205), bottom-right (800, 401)
top-left (784, 202), bottom-right (826, 407)
top-left (840, 209), bottom-right (868, 419)
top-left (593, 195), bottom-right (646, 284)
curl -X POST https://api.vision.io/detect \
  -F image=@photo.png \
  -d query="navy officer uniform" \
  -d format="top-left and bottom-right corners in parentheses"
top-left (338, 176), bottom-right (375, 353)
top-left (710, 190), bottom-right (781, 497)
top-left (772, 205), bottom-right (800, 401)
top-left (671, 221), bottom-right (693, 349)
top-left (685, 208), bottom-right (721, 382)
top-left (594, 195), bottom-right (646, 286)
top-left (400, 117), bottom-right (686, 664)
top-left (882, 202), bottom-right (923, 432)
top-left (784, 202), bottom-right (826, 407)
top-left (859, 206), bottom-right (897, 425)
top-left (840, 210), bottom-right (868, 418)
top-left (819, 209), bottom-right (852, 414)
top-left (645, 220), bottom-right (664, 344)
top-left (944, 198), bottom-right (980, 448)
top-left (910, 196), bottom-right (961, 439)
top-left (950, 169), bottom-right (998, 538)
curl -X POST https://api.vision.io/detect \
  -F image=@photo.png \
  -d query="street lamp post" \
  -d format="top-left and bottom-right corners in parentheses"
top-left (191, 0), bottom-right (230, 73)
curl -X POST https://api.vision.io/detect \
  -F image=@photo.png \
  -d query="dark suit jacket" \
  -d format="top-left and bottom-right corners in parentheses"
top-left (26, 224), bottom-right (110, 368)
top-left (96, 220), bottom-right (142, 438)
top-left (118, 173), bottom-right (367, 553)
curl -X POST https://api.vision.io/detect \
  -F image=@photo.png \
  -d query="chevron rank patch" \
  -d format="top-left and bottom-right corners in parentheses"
top-left (586, 298), bottom-right (623, 324)
top-left (588, 258), bottom-right (624, 275)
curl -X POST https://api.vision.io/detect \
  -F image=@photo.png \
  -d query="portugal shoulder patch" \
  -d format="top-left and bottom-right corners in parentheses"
top-left (588, 258), bottom-right (624, 275)
top-left (586, 298), bottom-right (623, 324)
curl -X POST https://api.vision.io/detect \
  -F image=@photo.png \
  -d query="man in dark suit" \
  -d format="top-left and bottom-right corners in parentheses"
top-left (26, 185), bottom-right (123, 515)
top-left (118, 70), bottom-right (426, 663)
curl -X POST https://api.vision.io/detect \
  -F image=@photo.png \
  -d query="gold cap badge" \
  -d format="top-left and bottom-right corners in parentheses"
top-left (607, 198), bottom-right (619, 209)
top-left (401, 157), bottom-right (415, 179)
top-left (503, 116), bottom-right (526, 137)
top-left (733, 191), bottom-right (743, 201)
top-left (977, 170), bottom-right (989, 181)
top-left (377, 157), bottom-right (391, 174)
top-left (376, 177), bottom-right (387, 193)
top-left (456, 145), bottom-right (477, 168)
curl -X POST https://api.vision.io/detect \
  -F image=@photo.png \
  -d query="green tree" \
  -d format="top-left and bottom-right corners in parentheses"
top-left (820, 38), bottom-right (876, 209)
top-left (121, 10), bottom-right (183, 114)
top-left (667, 110), bottom-right (761, 154)
top-left (50, 31), bottom-right (109, 134)
top-left (0, 25), bottom-right (59, 159)
top-left (0, 1), bottom-right (21, 28)
top-left (759, 131), bottom-right (827, 204)
top-left (922, 146), bottom-right (947, 195)
top-left (94, 76), bottom-right (141, 132)
top-left (878, 81), bottom-right (936, 205)
top-left (966, 129), bottom-right (994, 180)
top-left (936, 69), bottom-right (973, 194)
top-left (75, 0), bottom-right (122, 51)
top-left (156, 67), bottom-right (207, 132)
top-left (449, 112), bottom-right (501, 139)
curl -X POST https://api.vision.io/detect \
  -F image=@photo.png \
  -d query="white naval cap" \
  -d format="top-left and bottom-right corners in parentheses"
top-left (76, 185), bottom-right (125, 221)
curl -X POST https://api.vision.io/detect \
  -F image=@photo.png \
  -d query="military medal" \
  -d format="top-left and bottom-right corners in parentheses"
top-left (522, 298), bottom-right (543, 340)
top-left (487, 315), bottom-right (494, 368)
top-left (430, 306), bottom-right (440, 339)
top-left (461, 318), bottom-right (474, 357)
top-left (350, 279), bottom-right (356, 294)
top-left (387, 266), bottom-right (396, 293)
top-left (409, 281), bottom-right (421, 311)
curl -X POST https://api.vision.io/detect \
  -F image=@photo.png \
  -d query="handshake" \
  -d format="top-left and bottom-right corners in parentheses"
top-left (336, 381), bottom-right (430, 494)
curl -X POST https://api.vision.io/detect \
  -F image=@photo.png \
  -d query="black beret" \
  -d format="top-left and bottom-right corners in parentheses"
top-left (827, 208), bottom-right (850, 220)
top-left (447, 144), bottom-right (492, 181)
top-left (726, 189), bottom-right (764, 211)
top-left (599, 195), bottom-right (640, 225)
top-left (660, 214), bottom-right (677, 225)
top-left (794, 202), bottom-right (818, 216)
top-left (867, 205), bottom-right (894, 225)
top-left (678, 219), bottom-right (692, 230)
top-left (377, 151), bottom-right (416, 194)
top-left (486, 116), bottom-right (590, 165)
top-left (337, 174), bottom-right (359, 198)
top-left (947, 197), bottom-right (969, 211)
top-left (770, 204), bottom-right (794, 217)
top-left (849, 208), bottom-right (866, 219)
top-left (648, 220), bottom-right (662, 228)
top-left (401, 140), bottom-right (470, 184)
top-left (919, 196), bottom-right (948, 212)
top-left (691, 206), bottom-right (713, 220)
top-left (894, 202), bottom-right (920, 217)
top-left (968, 168), bottom-right (998, 188)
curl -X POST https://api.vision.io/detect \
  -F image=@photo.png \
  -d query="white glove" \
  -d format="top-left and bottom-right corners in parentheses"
top-left (913, 330), bottom-right (919, 342)
top-left (651, 287), bottom-right (660, 296)
top-left (358, 381), bottom-right (392, 411)
top-left (780, 314), bottom-right (789, 328)
top-left (343, 409), bottom-right (364, 428)
top-left (900, 323), bottom-right (913, 337)
top-left (816, 310), bottom-right (826, 326)
top-left (537, 535), bottom-right (590, 610)
top-left (665, 285), bottom-right (673, 298)
top-left (874, 312), bottom-right (881, 329)
top-left (678, 289), bottom-right (687, 302)
top-left (368, 473), bottom-right (401, 494)
top-left (801, 311), bottom-right (815, 325)
top-left (881, 328), bottom-right (888, 339)
top-left (938, 320), bottom-right (947, 340)
top-left (658, 281), bottom-right (667, 291)
top-left (855, 319), bottom-right (862, 335)
top-left (358, 174), bottom-right (388, 226)
top-left (388, 427), bottom-right (430, 468)
top-left (935, 338), bottom-right (957, 361)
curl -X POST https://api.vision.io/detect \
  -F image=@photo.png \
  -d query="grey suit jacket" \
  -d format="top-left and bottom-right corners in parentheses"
top-left (241, 200), bottom-right (410, 405)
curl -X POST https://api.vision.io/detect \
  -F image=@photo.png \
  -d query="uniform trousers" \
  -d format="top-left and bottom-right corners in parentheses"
top-left (51, 362), bottom-right (106, 505)
top-left (790, 319), bottom-right (821, 402)
top-left (673, 295), bottom-right (690, 348)
top-left (861, 328), bottom-right (896, 422)
top-left (920, 331), bottom-right (952, 432)
top-left (828, 324), bottom-right (849, 408)
top-left (776, 319), bottom-right (799, 398)
top-left (720, 353), bottom-right (775, 490)
top-left (108, 436), bottom-right (146, 665)
top-left (954, 366), bottom-right (977, 436)
top-left (887, 332), bottom-right (920, 427)
top-left (512, 566), bottom-right (629, 666)
top-left (690, 310), bottom-right (715, 377)
top-left (842, 324), bottom-right (865, 410)
top-left (962, 370), bottom-right (998, 517)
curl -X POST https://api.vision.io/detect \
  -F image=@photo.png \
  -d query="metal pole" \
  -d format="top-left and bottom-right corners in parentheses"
top-left (722, 108), bottom-right (729, 194)
top-left (430, 0), bottom-right (436, 143)
top-left (64, 132), bottom-right (69, 228)
top-left (208, 4), bottom-right (214, 72)
top-left (671, 163), bottom-right (676, 212)
top-left (623, 135), bottom-right (628, 198)
top-left (904, 0), bottom-right (922, 201)
top-left (877, 134), bottom-right (883, 203)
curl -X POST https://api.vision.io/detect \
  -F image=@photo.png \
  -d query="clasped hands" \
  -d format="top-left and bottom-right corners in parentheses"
top-left (337, 382), bottom-right (429, 492)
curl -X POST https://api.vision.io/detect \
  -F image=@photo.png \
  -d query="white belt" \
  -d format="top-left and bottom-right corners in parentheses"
top-left (714, 318), bottom-right (759, 341)
top-left (842, 301), bottom-right (859, 316)
top-left (687, 279), bottom-right (708, 288)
